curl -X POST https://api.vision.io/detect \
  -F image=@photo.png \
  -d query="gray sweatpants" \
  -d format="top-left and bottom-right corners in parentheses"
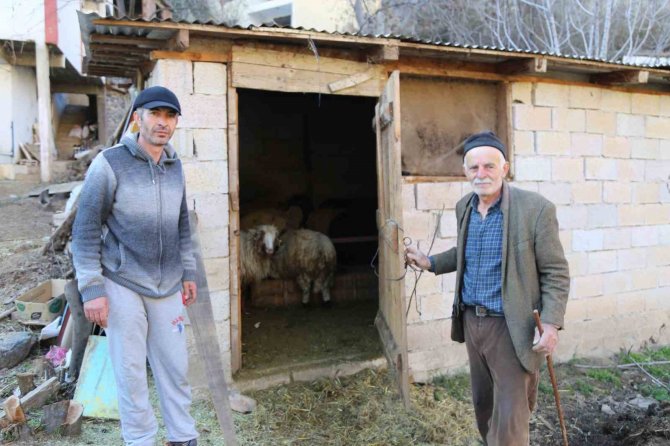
top-left (105, 278), bottom-right (198, 446)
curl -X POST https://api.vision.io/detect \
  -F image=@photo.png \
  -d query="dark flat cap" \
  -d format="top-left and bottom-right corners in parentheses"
top-left (134, 86), bottom-right (181, 114)
top-left (463, 131), bottom-right (506, 159)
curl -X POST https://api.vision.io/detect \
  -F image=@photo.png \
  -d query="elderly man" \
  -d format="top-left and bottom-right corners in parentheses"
top-left (406, 131), bottom-right (569, 446)
top-left (72, 86), bottom-right (199, 446)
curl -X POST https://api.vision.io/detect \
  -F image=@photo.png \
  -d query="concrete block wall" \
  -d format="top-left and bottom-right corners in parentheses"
top-left (404, 81), bottom-right (670, 382)
top-left (147, 59), bottom-right (232, 387)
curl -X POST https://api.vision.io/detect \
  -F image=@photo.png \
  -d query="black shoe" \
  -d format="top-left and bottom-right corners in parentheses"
top-left (167, 440), bottom-right (197, 446)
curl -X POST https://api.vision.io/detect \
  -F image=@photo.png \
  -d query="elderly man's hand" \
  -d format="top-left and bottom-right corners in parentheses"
top-left (532, 324), bottom-right (559, 356)
top-left (405, 245), bottom-right (432, 271)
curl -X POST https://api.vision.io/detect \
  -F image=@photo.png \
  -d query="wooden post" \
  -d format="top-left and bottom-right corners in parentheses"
top-left (36, 40), bottom-right (54, 183)
top-left (16, 373), bottom-right (35, 396)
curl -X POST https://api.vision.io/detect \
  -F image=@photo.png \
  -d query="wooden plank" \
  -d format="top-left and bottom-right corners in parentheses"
top-left (328, 69), bottom-right (374, 93)
top-left (232, 62), bottom-right (384, 96)
top-left (497, 82), bottom-right (514, 177)
top-left (17, 377), bottom-right (59, 412)
top-left (51, 83), bottom-right (103, 95)
top-left (227, 81), bottom-right (242, 373)
top-left (19, 144), bottom-right (35, 161)
top-left (375, 71), bottom-right (410, 409)
top-left (150, 50), bottom-right (230, 63)
top-left (496, 56), bottom-right (547, 75)
top-left (233, 44), bottom-right (379, 77)
top-left (231, 45), bottom-right (385, 97)
top-left (396, 58), bottom-right (670, 95)
top-left (169, 29), bottom-right (189, 51)
top-left (0, 48), bottom-right (65, 68)
top-left (591, 70), bottom-right (649, 85)
top-left (187, 212), bottom-right (238, 445)
top-left (90, 34), bottom-right (165, 48)
top-left (402, 175), bottom-right (465, 184)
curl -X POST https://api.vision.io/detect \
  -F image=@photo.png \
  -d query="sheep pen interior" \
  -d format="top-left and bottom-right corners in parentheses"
top-left (236, 89), bottom-right (382, 378)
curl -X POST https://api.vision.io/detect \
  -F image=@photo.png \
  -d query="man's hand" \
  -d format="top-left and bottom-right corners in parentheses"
top-left (405, 246), bottom-right (432, 271)
top-left (532, 324), bottom-right (559, 356)
top-left (182, 281), bottom-right (197, 307)
top-left (84, 296), bottom-right (109, 328)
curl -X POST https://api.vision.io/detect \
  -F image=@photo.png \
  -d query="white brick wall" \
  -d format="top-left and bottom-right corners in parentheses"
top-left (150, 60), bottom-right (232, 387)
top-left (405, 81), bottom-right (670, 378)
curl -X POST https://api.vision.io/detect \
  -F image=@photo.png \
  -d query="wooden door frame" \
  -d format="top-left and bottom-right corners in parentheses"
top-left (227, 79), bottom-right (242, 373)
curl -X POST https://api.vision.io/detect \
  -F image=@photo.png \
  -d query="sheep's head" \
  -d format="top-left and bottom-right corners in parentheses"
top-left (254, 225), bottom-right (279, 256)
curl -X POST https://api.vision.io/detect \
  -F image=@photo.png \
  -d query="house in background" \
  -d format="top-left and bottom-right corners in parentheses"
top-left (0, 0), bottom-right (130, 182)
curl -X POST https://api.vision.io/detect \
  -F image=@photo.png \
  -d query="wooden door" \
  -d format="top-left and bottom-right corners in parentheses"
top-left (374, 71), bottom-right (410, 408)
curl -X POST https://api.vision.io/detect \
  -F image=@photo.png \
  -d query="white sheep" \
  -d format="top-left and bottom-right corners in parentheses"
top-left (269, 228), bottom-right (337, 306)
top-left (239, 225), bottom-right (279, 286)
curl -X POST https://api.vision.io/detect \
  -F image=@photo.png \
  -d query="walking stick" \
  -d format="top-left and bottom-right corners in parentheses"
top-left (533, 310), bottom-right (569, 446)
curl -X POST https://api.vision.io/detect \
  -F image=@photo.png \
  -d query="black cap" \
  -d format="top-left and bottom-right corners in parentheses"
top-left (133, 86), bottom-right (181, 114)
top-left (463, 131), bottom-right (506, 160)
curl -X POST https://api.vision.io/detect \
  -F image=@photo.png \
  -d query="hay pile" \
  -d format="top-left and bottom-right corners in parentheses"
top-left (193, 369), bottom-right (480, 446)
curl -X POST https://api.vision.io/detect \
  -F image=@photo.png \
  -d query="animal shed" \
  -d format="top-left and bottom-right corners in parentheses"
top-left (79, 13), bottom-right (670, 403)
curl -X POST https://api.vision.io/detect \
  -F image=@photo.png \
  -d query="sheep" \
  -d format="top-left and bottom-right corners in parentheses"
top-left (269, 228), bottom-right (337, 306)
top-left (239, 225), bottom-right (280, 286)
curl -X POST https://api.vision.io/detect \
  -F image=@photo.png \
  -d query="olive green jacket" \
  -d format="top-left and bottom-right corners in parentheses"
top-left (431, 181), bottom-right (570, 373)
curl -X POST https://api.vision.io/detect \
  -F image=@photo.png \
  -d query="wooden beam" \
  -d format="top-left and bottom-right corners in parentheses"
top-left (591, 70), bottom-right (649, 85)
top-left (168, 29), bottom-right (189, 51)
top-left (496, 56), bottom-right (547, 75)
top-left (90, 43), bottom-right (153, 54)
top-left (0, 48), bottom-right (65, 68)
top-left (90, 34), bottom-right (165, 48)
top-left (369, 45), bottom-right (399, 63)
top-left (150, 50), bottom-right (230, 63)
top-left (328, 69), bottom-right (374, 92)
top-left (227, 80), bottom-right (241, 373)
top-left (51, 82), bottom-right (102, 95)
top-left (0, 377), bottom-right (60, 420)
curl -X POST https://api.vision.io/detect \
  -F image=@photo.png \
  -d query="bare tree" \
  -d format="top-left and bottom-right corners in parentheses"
top-left (352, 0), bottom-right (670, 61)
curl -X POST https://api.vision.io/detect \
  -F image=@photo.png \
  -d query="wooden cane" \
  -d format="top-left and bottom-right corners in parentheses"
top-left (533, 310), bottom-right (569, 446)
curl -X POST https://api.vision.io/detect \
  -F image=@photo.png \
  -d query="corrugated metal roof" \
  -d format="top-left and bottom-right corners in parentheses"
top-left (79, 12), bottom-right (670, 69)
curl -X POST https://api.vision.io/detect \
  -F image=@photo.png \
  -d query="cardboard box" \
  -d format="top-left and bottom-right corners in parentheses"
top-left (15, 279), bottom-right (67, 325)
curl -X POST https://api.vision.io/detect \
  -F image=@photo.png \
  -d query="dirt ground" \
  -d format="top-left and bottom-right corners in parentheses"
top-left (1, 180), bottom-right (669, 445)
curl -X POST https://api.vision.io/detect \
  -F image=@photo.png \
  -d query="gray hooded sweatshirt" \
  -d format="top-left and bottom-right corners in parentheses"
top-left (72, 133), bottom-right (196, 302)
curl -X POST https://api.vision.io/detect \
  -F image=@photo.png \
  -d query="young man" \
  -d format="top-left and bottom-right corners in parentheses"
top-left (72, 86), bottom-right (199, 446)
top-left (406, 131), bottom-right (570, 446)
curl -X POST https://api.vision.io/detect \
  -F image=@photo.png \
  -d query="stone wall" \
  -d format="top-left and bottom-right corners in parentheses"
top-left (146, 59), bottom-right (231, 386)
top-left (404, 81), bottom-right (670, 382)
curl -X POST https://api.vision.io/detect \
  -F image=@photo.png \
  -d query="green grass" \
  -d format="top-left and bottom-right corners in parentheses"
top-left (585, 369), bottom-right (621, 387)
top-left (573, 379), bottom-right (594, 396)
top-left (620, 346), bottom-right (670, 402)
top-left (538, 381), bottom-right (553, 395)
